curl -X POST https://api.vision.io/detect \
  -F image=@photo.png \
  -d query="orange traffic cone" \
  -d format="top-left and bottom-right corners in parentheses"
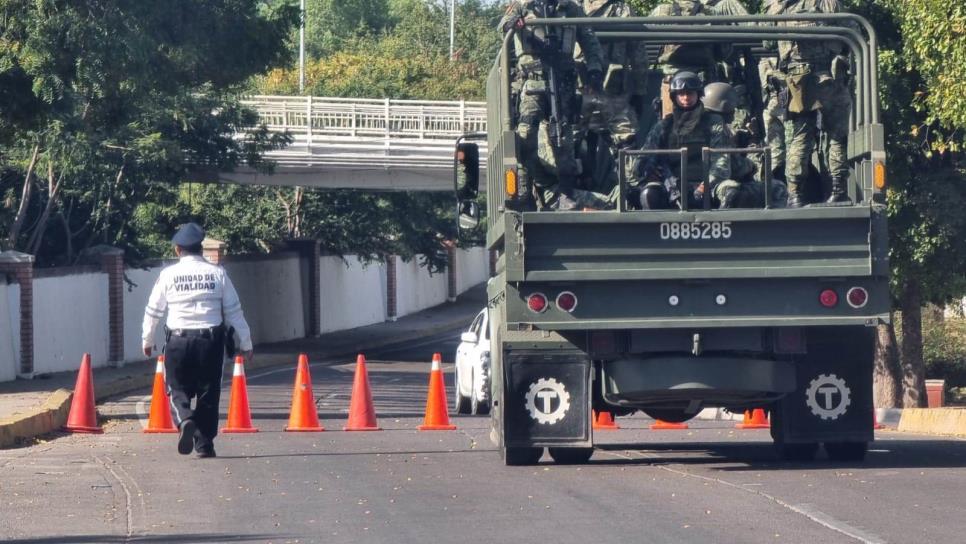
top-left (418, 353), bottom-right (457, 431)
top-left (593, 410), bottom-right (620, 430)
top-left (736, 408), bottom-right (770, 429)
top-left (143, 356), bottom-right (177, 433)
top-left (285, 354), bottom-right (324, 432)
top-left (63, 353), bottom-right (103, 433)
top-left (222, 355), bottom-right (258, 433)
top-left (873, 411), bottom-right (885, 430)
top-left (650, 419), bottom-right (689, 430)
top-left (344, 354), bottom-right (380, 431)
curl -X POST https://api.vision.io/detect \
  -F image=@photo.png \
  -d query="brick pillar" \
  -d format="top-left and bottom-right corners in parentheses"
top-left (446, 241), bottom-right (457, 302)
top-left (99, 248), bottom-right (125, 367)
top-left (202, 238), bottom-right (227, 265)
top-left (0, 251), bottom-right (35, 377)
top-left (386, 255), bottom-right (397, 322)
top-left (489, 249), bottom-right (497, 277)
top-left (286, 239), bottom-right (321, 337)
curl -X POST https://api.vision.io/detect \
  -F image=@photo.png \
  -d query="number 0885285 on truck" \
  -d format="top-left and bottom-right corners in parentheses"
top-left (454, 13), bottom-right (888, 466)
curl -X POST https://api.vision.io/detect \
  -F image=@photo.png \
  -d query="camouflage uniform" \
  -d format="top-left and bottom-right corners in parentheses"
top-left (636, 104), bottom-right (732, 209)
top-left (573, 0), bottom-right (649, 208)
top-left (758, 57), bottom-right (787, 177)
top-left (501, 0), bottom-right (604, 209)
top-left (768, 0), bottom-right (853, 205)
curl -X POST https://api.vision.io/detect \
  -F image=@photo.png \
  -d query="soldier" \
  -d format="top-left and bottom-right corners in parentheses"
top-left (649, 0), bottom-right (729, 117)
top-left (573, 0), bottom-right (649, 209)
top-left (759, 56), bottom-right (788, 181)
top-left (702, 82), bottom-right (788, 208)
top-left (634, 71), bottom-right (731, 210)
top-left (501, 0), bottom-right (604, 211)
top-left (767, 0), bottom-right (854, 207)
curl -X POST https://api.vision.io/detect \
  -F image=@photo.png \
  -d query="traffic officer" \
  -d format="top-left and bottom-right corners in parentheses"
top-left (142, 223), bottom-right (253, 458)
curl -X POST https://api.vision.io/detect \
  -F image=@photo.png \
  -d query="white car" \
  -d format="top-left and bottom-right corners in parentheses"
top-left (454, 308), bottom-right (491, 415)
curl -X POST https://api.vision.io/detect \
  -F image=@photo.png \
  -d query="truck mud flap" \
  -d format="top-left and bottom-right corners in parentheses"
top-left (504, 351), bottom-right (591, 448)
top-left (771, 326), bottom-right (875, 444)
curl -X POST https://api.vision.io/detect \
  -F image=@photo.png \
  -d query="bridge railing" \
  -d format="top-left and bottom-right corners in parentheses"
top-left (243, 95), bottom-right (487, 143)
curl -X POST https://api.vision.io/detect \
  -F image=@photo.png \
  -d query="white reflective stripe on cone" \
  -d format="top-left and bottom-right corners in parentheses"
top-left (155, 360), bottom-right (164, 373)
top-left (233, 361), bottom-right (245, 377)
top-left (431, 357), bottom-right (441, 371)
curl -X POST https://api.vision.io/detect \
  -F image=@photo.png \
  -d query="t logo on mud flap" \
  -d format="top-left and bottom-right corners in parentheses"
top-left (806, 373), bottom-right (851, 420)
top-left (525, 378), bottom-right (571, 425)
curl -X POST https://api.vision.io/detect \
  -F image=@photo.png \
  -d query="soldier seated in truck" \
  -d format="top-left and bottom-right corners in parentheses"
top-left (632, 70), bottom-right (732, 210)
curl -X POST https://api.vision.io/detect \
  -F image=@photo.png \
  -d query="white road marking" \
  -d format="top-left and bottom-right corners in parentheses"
top-left (601, 449), bottom-right (887, 544)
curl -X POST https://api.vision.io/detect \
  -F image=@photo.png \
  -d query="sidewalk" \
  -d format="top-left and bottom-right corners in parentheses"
top-left (0, 284), bottom-right (486, 448)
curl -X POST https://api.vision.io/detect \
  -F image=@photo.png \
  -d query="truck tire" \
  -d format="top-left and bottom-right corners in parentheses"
top-left (454, 365), bottom-right (471, 415)
top-left (504, 447), bottom-right (544, 466)
top-left (775, 442), bottom-right (819, 462)
top-left (824, 441), bottom-right (868, 462)
top-left (548, 447), bottom-right (594, 465)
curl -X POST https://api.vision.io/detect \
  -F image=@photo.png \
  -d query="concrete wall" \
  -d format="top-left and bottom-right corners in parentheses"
top-left (320, 256), bottom-right (387, 333)
top-left (0, 278), bottom-right (18, 382)
top-left (224, 254), bottom-right (306, 345)
top-left (395, 256), bottom-right (448, 318)
top-left (122, 265), bottom-right (167, 361)
top-left (454, 247), bottom-right (487, 296)
top-left (33, 272), bottom-right (109, 375)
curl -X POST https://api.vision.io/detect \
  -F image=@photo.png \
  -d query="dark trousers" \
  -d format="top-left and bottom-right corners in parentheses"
top-left (163, 328), bottom-right (225, 449)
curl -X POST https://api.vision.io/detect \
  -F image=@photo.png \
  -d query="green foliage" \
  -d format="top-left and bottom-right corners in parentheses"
top-left (923, 315), bottom-right (966, 388)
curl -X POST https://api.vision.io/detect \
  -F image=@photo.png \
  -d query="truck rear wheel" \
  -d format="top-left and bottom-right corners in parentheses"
top-left (824, 441), bottom-right (868, 462)
top-left (548, 447), bottom-right (594, 465)
top-left (503, 447), bottom-right (543, 466)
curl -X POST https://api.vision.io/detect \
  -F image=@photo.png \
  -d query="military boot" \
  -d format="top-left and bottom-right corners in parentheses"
top-left (556, 193), bottom-right (578, 211)
top-left (826, 177), bottom-right (852, 204)
top-left (786, 181), bottom-right (805, 208)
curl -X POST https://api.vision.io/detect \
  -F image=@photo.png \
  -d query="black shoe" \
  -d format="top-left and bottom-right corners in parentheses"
top-left (196, 446), bottom-right (216, 458)
top-left (825, 192), bottom-right (852, 204)
top-left (178, 420), bottom-right (196, 455)
top-left (786, 193), bottom-right (804, 208)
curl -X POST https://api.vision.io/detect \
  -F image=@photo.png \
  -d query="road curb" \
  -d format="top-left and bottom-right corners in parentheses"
top-left (0, 310), bottom-right (473, 449)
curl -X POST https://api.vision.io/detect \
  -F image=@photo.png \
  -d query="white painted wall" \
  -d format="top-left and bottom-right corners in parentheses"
top-left (33, 273), bottom-right (109, 374)
top-left (225, 254), bottom-right (306, 344)
top-left (320, 256), bottom-right (387, 333)
top-left (395, 256), bottom-right (448, 318)
top-left (454, 247), bottom-right (487, 295)
top-left (0, 278), bottom-right (18, 381)
top-left (123, 264), bottom-right (167, 361)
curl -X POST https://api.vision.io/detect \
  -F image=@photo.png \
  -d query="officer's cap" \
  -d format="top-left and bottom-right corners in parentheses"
top-left (172, 222), bottom-right (205, 247)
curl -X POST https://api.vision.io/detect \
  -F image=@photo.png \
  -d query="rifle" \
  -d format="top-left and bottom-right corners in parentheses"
top-left (531, 1), bottom-right (566, 148)
top-left (741, 48), bottom-right (766, 141)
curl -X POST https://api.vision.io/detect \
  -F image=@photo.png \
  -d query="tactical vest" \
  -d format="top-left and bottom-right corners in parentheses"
top-left (513, 0), bottom-right (579, 71)
top-left (658, 112), bottom-right (716, 182)
top-left (774, 0), bottom-right (843, 68)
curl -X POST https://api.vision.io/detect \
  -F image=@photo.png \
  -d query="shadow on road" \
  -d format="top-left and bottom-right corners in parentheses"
top-left (215, 448), bottom-right (494, 460)
top-left (594, 439), bottom-right (966, 470)
top-left (2, 533), bottom-right (293, 543)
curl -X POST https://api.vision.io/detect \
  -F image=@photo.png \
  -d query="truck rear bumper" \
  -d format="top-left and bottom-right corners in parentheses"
top-left (602, 356), bottom-right (796, 408)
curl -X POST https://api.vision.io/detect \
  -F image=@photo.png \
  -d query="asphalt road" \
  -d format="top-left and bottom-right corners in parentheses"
top-left (2, 330), bottom-right (966, 544)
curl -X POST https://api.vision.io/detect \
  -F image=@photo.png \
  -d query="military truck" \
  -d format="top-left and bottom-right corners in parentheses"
top-left (454, 14), bottom-right (888, 465)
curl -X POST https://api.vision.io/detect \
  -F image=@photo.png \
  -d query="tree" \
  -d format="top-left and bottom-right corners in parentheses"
top-left (0, 0), bottom-right (299, 264)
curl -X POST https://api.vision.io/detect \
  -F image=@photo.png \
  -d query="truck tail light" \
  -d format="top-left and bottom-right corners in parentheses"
top-left (846, 287), bottom-right (868, 308)
top-left (555, 291), bottom-right (578, 313)
top-left (526, 293), bottom-right (548, 313)
top-left (819, 289), bottom-right (838, 308)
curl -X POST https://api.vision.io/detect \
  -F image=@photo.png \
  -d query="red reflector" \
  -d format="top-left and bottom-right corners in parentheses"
top-left (847, 287), bottom-right (868, 308)
top-left (527, 293), bottom-right (548, 313)
top-left (819, 289), bottom-right (838, 308)
top-left (556, 291), bottom-right (578, 313)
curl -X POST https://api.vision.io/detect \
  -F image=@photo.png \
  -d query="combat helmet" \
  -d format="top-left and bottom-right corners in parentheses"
top-left (668, 71), bottom-right (704, 96)
top-left (701, 82), bottom-right (738, 115)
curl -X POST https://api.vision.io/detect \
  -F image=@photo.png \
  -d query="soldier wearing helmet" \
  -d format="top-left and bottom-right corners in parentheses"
top-left (633, 71), bottom-right (731, 210)
top-left (702, 82), bottom-right (789, 208)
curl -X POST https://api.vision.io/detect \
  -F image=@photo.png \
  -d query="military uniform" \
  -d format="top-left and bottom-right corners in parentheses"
top-left (768, 0), bottom-right (854, 206)
top-left (758, 57), bottom-right (788, 177)
top-left (572, 0), bottom-right (648, 208)
top-left (636, 103), bottom-right (732, 209)
top-left (142, 223), bottom-right (253, 458)
top-left (501, 0), bottom-right (604, 210)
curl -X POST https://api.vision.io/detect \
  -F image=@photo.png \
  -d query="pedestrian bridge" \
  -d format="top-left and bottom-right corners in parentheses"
top-left (197, 95), bottom-right (488, 191)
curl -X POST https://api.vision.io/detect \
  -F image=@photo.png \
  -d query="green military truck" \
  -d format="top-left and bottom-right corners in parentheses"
top-left (455, 14), bottom-right (889, 465)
